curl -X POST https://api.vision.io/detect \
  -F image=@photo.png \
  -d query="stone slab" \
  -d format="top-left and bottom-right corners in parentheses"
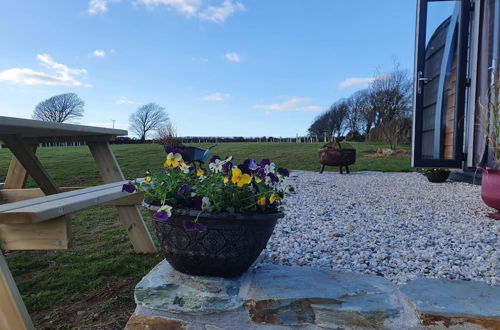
top-left (134, 260), bottom-right (244, 314)
top-left (245, 264), bottom-right (404, 328)
top-left (401, 278), bottom-right (500, 328)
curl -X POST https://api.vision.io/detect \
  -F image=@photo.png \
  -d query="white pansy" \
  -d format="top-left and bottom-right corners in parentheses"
top-left (158, 204), bottom-right (173, 217)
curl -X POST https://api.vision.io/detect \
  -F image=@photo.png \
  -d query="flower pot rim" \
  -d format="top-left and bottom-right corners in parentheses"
top-left (142, 201), bottom-right (284, 220)
top-left (477, 166), bottom-right (500, 173)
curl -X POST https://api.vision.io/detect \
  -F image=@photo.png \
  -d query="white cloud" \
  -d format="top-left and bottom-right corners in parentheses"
top-left (88, 0), bottom-right (110, 14)
top-left (339, 77), bottom-right (375, 88)
top-left (255, 97), bottom-right (323, 112)
top-left (202, 92), bottom-right (230, 102)
top-left (116, 96), bottom-right (141, 105)
top-left (93, 0), bottom-right (244, 22)
top-left (92, 49), bottom-right (106, 57)
top-left (0, 54), bottom-right (88, 87)
top-left (225, 52), bottom-right (241, 62)
top-left (137, 0), bottom-right (202, 15)
top-left (199, 0), bottom-right (245, 23)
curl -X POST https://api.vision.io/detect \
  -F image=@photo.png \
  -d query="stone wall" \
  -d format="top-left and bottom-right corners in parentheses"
top-left (125, 261), bottom-right (500, 330)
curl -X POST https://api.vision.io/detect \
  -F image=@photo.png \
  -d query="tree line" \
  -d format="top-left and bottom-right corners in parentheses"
top-left (308, 64), bottom-right (413, 149)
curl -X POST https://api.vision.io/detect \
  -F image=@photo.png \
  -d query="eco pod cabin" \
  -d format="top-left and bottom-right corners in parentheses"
top-left (412, 0), bottom-right (500, 181)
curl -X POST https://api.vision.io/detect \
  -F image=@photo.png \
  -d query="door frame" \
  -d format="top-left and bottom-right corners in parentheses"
top-left (412, 0), bottom-right (471, 168)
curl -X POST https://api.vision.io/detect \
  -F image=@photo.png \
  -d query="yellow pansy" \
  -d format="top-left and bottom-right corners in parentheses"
top-left (254, 176), bottom-right (262, 183)
top-left (164, 152), bottom-right (183, 168)
top-left (223, 177), bottom-right (229, 184)
top-left (196, 169), bottom-right (205, 176)
top-left (257, 197), bottom-right (266, 206)
top-left (269, 193), bottom-right (280, 204)
top-left (144, 176), bottom-right (152, 184)
top-left (231, 168), bottom-right (251, 187)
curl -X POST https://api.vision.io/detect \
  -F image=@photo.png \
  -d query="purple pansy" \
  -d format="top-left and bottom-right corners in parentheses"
top-left (177, 184), bottom-right (190, 195)
top-left (277, 167), bottom-right (290, 177)
top-left (256, 168), bottom-right (266, 179)
top-left (248, 159), bottom-right (259, 171)
top-left (260, 158), bottom-right (270, 167)
top-left (165, 147), bottom-right (183, 154)
top-left (238, 164), bottom-right (251, 175)
top-left (191, 196), bottom-right (203, 210)
top-left (267, 172), bottom-right (279, 183)
top-left (183, 220), bottom-right (208, 232)
top-left (153, 211), bottom-right (170, 222)
top-left (209, 155), bottom-right (221, 163)
top-left (122, 184), bottom-right (136, 193)
top-left (222, 162), bottom-right (233, 174)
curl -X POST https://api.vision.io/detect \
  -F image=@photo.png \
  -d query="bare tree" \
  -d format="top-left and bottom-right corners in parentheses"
top-left (155, 122), bottom-right (181, 147)
top-left (347, 89), bottom-right (371, 136)
top-left (368, 64), bottom-right (412, 148)
top-left (308, 111), bottom-right (331, 139)
top-left (129, 103), bottom-right (169, 141)
top-left (32, 93), bottom-right (85, 123)
top-left (328, 100), bottom-right (350, 139)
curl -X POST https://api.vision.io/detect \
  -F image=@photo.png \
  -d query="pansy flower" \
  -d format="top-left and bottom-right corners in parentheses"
top-left (196, 168), bottom-right (205, 176)
top-left (164, 152), bottom-right (183, 168)
top-left (222, 162), bottom-right (233, 174)
top-left (248, 159), bottom-right (259, 172)
top-left (183, 220), bottom-right (208, 232)
top-left (165, 147), bottom-right (183, 154)
top-left (144, 176), bottom-right (152, 185)
top-left (264, 163), bottom-right (276, 175)
top-left (260, 159), bottom-right (270, 167)
top-left (209, 159), bottom-right (223, 173)
top-left (231, 168), bottom-right (251, 187)
top-left (122, 184), bottom-right (136, 193)
top-left (267, 172), bottom-right (279, 184)
top-left (256, 197), bottom-right (266, 206)
top-left (238, 164), bottom-right (251, 175)
top-left (177, 184), bottom-right (190, 196)
top-left (179, 162), bottom-right (190, 174)
top-left (153, 205), bottom-right (172, 222)
top-left (209, 155), bottom-right (221, 163)
top-left (269, 193), bottom-right (280, 204)
top-left (277, 168), bottom-right (290, 177)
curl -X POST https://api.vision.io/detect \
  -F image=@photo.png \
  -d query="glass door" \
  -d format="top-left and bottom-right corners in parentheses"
top-left (412, 0), bottom-right (471, 168)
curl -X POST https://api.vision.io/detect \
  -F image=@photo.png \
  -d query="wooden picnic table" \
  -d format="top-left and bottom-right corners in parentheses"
top-left (0, 116), bottom-right (156, 330)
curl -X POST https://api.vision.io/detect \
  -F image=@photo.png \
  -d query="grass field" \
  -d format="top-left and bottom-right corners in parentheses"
top-left (0, 142), bottom-right (411, 328)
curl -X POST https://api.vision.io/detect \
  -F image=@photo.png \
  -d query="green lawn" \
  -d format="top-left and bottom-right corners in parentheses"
top-left (0, 142), bottom-right (410, 328)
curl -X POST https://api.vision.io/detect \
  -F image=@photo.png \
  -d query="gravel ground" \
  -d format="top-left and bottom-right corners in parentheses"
top-left (262, 171), bottom-right (499, 285)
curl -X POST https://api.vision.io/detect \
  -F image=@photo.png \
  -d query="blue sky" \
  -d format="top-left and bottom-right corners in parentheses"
top-left (0, 0), bottom-right (417, 137)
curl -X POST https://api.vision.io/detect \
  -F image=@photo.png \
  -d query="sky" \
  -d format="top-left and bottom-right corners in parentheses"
top-left (0, 0), bottom-right (418, 138)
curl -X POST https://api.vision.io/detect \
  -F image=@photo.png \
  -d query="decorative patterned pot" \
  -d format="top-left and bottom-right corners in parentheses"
top-left (146, 204), bottom-right (283, 277)
top-left (480, 167), bottom-right (500, 220)
top-left (423, 171), bottom-right (450, 183)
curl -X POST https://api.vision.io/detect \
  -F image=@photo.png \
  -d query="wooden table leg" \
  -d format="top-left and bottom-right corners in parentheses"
top-left (0, 253), bottom-right (35, 330)
top-left (4, 145), bottom-right (37, 189)
top-left (88, 141), bottom-right (156, 254)
top-left (3, 136), bottom-right (59, 195)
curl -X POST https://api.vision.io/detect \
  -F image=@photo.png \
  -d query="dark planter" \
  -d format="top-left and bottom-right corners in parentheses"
top-left (147, 205), bottom-right (282, 277)
top-left (479, 167), bottom-right (500, 220)
top-left (423, 171), bottom-right (450, 183)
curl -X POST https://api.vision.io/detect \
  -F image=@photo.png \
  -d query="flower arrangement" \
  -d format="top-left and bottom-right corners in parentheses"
top-left (421, 168), bottom-right (450, 174)
top-left (123, 150), bottom-right (292, 232)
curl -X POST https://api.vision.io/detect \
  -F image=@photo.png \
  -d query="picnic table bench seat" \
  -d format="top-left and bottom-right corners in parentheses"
top-left (0, 181), bottom-right (143, 224)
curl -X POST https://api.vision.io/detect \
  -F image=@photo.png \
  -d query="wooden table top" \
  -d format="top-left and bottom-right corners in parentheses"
top-left (0, 116), bottom-right (127, 141)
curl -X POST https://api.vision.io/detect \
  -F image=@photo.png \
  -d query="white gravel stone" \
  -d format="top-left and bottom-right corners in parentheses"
top-left (262, 171), bottom-right (499, 285)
